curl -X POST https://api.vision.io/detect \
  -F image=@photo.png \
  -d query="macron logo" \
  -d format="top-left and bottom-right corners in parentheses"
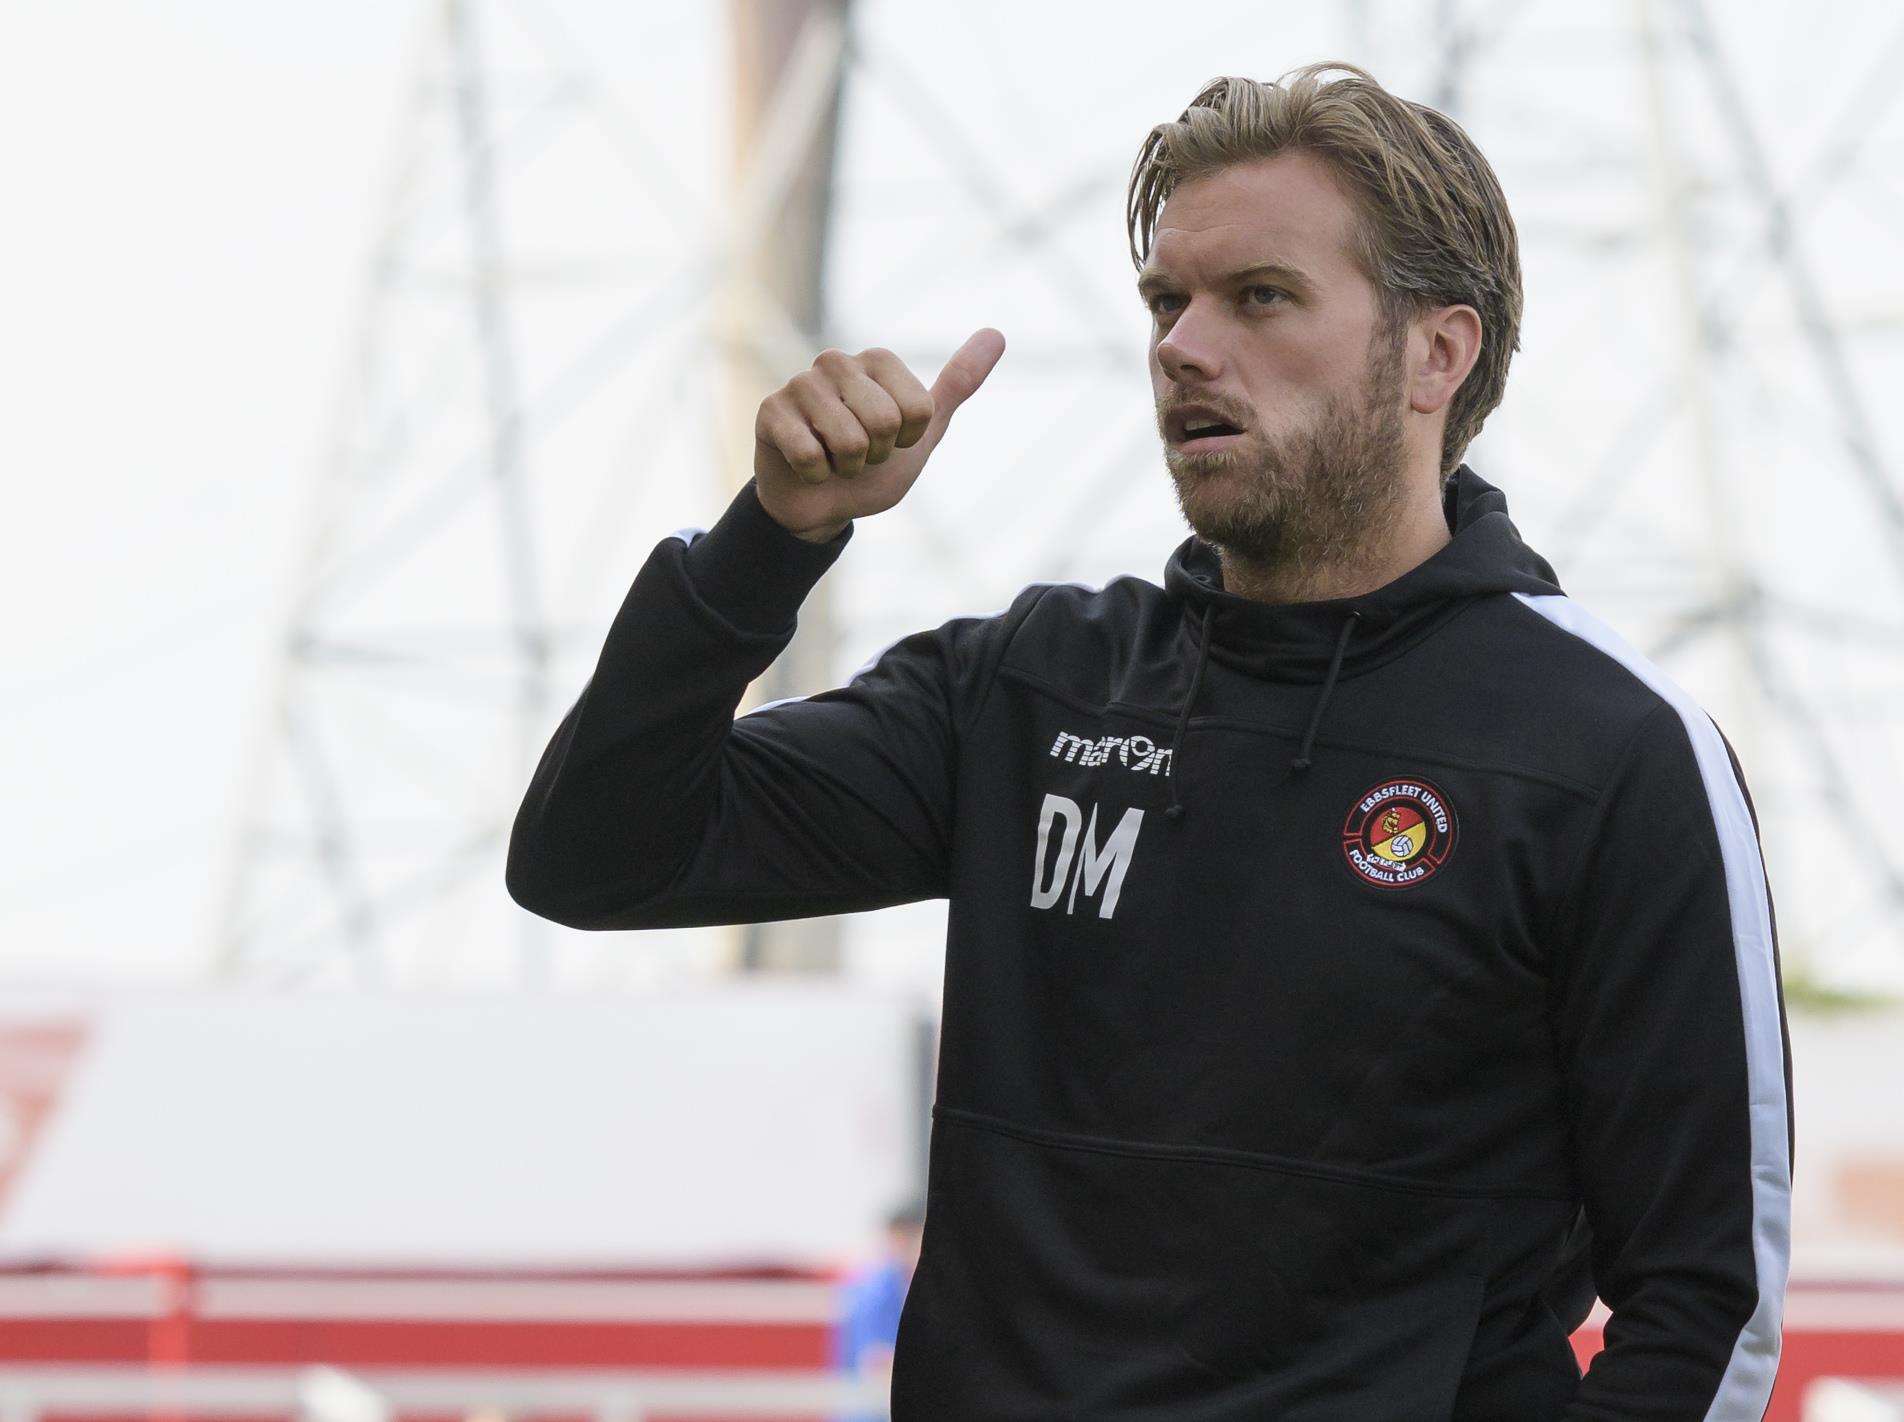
top-left (1030, 793), bottom-right (1145, 920)
top-left (1049, 729), bottom-right (1173, 777)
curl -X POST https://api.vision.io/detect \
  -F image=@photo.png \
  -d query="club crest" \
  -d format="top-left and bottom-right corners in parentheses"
top-left (1341, 777), bottom-right (1457, 889)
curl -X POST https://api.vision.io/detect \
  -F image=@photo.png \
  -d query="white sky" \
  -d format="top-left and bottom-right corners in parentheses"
top-left (5, 1), bottom-right (1904, 996)
top-left (3, 4), bottom-right (412, 977)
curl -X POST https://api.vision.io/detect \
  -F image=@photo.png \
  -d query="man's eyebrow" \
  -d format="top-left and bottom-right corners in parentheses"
top-left (1135, 261), bottom-right (1315, 298)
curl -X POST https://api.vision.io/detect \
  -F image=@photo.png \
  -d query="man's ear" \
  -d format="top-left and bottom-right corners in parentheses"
top-left (1408, 304), bottom-right (1482, 417)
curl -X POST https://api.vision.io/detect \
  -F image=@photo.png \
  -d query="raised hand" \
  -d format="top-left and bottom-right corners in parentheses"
top-left (752, 329), bottom-right (1007, 542)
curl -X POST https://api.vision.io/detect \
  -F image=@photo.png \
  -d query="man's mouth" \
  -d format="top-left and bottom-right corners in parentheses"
top-left (1176, 421), bottom-right (1244, 450)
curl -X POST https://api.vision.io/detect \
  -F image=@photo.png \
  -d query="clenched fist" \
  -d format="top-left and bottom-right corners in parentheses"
top-left (753, 329), bottom-right (1007, 542)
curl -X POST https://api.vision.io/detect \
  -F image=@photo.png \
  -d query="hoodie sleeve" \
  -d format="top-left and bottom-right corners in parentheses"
top-left (505, 477), bottom-right (1041, 931)
top-left (1549, 700), bottom-right (1792, 1422)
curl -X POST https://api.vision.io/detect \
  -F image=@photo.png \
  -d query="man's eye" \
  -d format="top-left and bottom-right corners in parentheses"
top-left (1146, 287), bottom-right (1284, 316)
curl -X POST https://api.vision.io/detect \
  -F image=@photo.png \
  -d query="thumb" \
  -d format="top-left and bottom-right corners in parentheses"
top-left (919, 328), bottom-right (1006, 448)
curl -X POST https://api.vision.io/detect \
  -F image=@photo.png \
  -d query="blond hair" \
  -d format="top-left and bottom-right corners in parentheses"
top-left (1127, 62), bottom-right (1522, 483)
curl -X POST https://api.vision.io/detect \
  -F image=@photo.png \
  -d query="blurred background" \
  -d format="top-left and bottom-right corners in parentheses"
top-left (3, 0), bottom-right (1903, 1418)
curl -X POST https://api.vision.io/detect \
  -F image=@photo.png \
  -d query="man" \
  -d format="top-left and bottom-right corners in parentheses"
top-left (508, 61), bottom-right (1792, 1420)
top-left (831, 1201), bottom-right (927, 1422)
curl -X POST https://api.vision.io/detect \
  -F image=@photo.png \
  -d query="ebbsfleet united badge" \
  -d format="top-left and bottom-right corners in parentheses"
top-left (1341, 777), bottom-right (1457, 889)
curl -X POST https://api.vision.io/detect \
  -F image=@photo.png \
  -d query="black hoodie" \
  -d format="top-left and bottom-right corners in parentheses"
top-left (508, 463), bottom-right (1792, 1421)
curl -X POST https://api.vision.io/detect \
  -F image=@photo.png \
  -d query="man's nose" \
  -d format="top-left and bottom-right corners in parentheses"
top-left (1155, 307), bottom-right (1225, 382)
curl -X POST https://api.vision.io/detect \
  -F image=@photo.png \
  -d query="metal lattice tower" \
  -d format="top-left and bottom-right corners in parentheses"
top-left (216, 0), bottom-right (855, 986)
top-left (817, 0), bottom-right (1904, 994)
top-left (216, 0), bottom-right (1904, 995)
top-left (1345, 0), bottom-right (1904, 987)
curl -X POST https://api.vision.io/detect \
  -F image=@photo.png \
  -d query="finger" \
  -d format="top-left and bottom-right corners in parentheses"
top-left (756, 394), bottom-right (833, 485)
top-left (833, 363), bottom-right (906, 468)
top-left (913, 328), bottom-right (1006, 459)
top-left (932, 328), bottom-right (1006, 415)
top-left (790, 369), bottom-right (870, 479)
top-left (857, 347), bottom-right (935, 450)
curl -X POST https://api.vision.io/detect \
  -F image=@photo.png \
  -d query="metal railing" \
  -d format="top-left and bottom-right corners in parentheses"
top-left (0, 1364), bottom-right (891, 1422)
top-left (1806, 1378), bottom-right (1904, 1422)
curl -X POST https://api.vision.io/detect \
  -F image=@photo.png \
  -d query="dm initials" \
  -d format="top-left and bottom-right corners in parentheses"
top-left (1030, 792), bottom-right (1145, 920)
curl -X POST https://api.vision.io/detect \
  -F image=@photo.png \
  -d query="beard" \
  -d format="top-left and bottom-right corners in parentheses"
top-left (1162, 323), bottom-right (1410, 582)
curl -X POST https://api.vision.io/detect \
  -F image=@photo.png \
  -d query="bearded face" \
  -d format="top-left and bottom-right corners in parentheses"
top-left (1161, 315), bottom-right (1411, 579)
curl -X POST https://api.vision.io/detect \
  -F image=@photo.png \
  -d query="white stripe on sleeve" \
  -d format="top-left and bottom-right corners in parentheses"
top-left (1512, 590), bottom-right (1789, 1422)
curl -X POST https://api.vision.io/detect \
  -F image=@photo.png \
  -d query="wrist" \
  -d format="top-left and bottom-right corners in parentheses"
top-left (679, 481), bottom-right (853, 633)
top-left (790, 519), bottom-right (850, 544)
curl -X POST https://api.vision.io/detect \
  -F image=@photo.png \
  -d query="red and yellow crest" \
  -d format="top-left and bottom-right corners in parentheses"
top-left (1341, 777), bottom-right (1458, 889)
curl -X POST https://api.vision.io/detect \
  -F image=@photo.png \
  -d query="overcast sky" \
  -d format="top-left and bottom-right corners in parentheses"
top-left (4, 4), bottom-right (410, 978)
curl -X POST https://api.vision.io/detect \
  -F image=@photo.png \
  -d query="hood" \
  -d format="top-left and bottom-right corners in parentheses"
top-left (1159, 462), bottom-right (1563, 823)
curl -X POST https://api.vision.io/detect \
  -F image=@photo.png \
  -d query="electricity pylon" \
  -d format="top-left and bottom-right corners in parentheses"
top-left (215, 0), bottom-right (855, 985)
top-left (1353, 0), bottom-right (1904, 984)
top-left (215, 0), bottom-right (1904, 995)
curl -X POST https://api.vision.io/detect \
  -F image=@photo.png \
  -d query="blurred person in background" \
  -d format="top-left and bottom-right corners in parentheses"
top-left (829, 1200), bottom-right (925, 1422)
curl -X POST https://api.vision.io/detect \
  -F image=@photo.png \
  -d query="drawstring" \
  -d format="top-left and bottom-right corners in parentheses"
top-left (1288, 610), bottom-right (1361, 775)
top-left (1164, 606), bottom-right (1363, 824)
top-left (1163, 604), bottom-right (1215, 823)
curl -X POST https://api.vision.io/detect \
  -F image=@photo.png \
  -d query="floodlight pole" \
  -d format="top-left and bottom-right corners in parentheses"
top-left (720, 0), bottom-right (855, 974)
